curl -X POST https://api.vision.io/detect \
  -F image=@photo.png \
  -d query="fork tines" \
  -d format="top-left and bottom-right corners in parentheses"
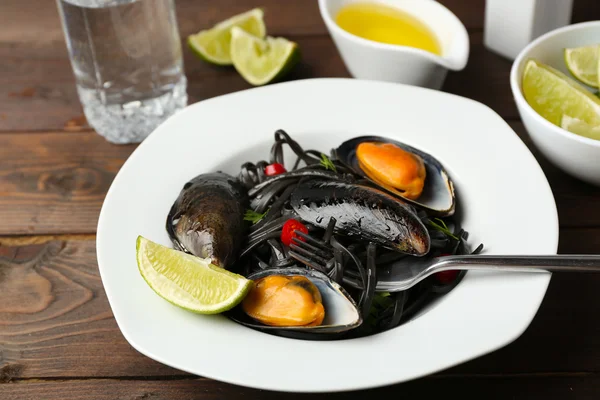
top-left (288, 230), bottom-right (334, 273)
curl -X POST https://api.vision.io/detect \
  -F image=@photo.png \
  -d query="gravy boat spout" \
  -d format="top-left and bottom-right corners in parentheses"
top-left (319, 0), bottom-right (470, 89)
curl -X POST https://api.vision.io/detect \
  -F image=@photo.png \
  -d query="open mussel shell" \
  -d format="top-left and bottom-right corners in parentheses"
top-left (227, 267), bottom-right (363, 340)
top-left (334, 136), bottom-right (456, 217)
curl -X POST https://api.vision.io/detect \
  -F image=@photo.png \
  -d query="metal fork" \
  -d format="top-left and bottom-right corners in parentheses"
top-left (287, 233), bottom-right (600, 292)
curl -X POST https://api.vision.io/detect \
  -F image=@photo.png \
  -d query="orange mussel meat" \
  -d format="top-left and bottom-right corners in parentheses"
top-left (242, 275), bottom-right (325, 327)
top-left (356, 142), bottom-right (426, 200)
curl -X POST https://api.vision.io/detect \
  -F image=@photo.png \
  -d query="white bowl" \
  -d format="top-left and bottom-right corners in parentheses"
top-left (318, 0), bottom-right (469, 89)
top-left (510, 21), bottom-right (600, 186)
top-left (97, 78), bottom-right (557, 393)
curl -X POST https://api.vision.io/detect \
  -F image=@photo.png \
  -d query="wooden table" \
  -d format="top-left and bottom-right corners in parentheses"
top-left (2, 1), bottom-right (600, 398)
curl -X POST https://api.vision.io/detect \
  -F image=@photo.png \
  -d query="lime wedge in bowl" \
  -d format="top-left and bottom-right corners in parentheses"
top-left (561, 114), bottom-right (600, 141)
top-left (136, 236), bottom-right (252, 314)
top-left (230, 26), bottom-right (300, 86)
top-left (187, 8), bottom-right (266, 65)
top-left (564, 44), bottom-right (599, 88)
top-left (522, 58), bottom-right (600, 126)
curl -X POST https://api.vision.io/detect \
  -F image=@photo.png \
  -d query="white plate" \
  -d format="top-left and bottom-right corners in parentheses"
top-left (97, 78), bottom-right (558, 393)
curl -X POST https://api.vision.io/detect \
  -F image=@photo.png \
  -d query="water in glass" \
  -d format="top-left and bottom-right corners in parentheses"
top-left (56, 0), bottom-right (187, 143)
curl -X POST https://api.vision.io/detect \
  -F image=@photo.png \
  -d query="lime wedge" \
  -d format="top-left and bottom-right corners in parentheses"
top-left (561, 114), bottom-right (600, 141)
top-left (136, 236), bottom-right (252, 314)
top-left (230, 26), bottom-right (300, 86)
top-left (187, 8), bottom-right (266, 65)
top-left (564, 45), bottom-right (599, 88)
top-left (522, 58), bottom-right (600, 126)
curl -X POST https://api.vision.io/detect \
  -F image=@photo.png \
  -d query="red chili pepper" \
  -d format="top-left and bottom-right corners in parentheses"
top-left (281, 219), bottom-right (309, 246)
top-left (434, 253), bottom-right (459, 284)
top-left (264, 163), bottom-right (286, 176)
top-left (435, 269), bottom-right (459, 284)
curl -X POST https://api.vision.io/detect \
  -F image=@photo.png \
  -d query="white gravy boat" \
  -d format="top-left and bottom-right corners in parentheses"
top-left (318, 0), bottom-right (470, 89)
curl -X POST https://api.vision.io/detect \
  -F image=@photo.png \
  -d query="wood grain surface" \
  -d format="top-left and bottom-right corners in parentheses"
top-left (3, 376), bottom-right (600, 400)
top-left (1, 33), bottom-right (522, 132)
top-left (0, 133), bottom-right (135, 234)
top-left (2, 0), bottom-right (600, 399)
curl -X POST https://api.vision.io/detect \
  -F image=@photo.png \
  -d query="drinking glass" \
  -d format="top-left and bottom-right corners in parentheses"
top-left (56, 0), bottom-right (188, 143)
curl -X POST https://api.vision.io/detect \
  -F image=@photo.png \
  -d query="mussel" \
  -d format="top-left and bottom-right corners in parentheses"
top-left (242, 274), bottom-right (325, 327)
top-left (166, 172), bottom-right (249, 269)
top-left (334, 136), bottom-right (456, 216)
top-left (289, 179), bottom-right (430, 256)
top-left (228, 267), bottom-right (362, 340)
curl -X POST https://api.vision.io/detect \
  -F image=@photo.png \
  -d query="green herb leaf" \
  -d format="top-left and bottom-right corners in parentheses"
top-left (319, 153), bottom-right (337, 172)
top-left (244, 209), bottom-right (267, 224)
top-left (360, 292), bottom-right (395, 333)
top-left (428, 218), bottom-right (459, 240)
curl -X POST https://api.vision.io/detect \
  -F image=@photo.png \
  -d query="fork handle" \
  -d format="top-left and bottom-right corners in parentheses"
top-left (436, 254), bottom-right (600, 273)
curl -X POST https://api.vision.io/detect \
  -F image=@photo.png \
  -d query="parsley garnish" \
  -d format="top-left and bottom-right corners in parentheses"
top-left (428, 218), bottom-right (459, 240)
top-left (319, 153), bottom-right (337, 172)
top-left (244, 209), bottom-right (267, 224)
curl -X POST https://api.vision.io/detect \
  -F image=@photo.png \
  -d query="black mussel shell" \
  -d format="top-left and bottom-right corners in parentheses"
top-left (227, 267), bottom-right (362, 340)
top-left (165, 172), bottom-right (249, 268)
top-left (334, 136), bottom-right (456, 217)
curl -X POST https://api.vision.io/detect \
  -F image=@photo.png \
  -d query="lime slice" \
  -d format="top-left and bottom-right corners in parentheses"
top-left (564, 45), bottom-right (599, 88)
top-left (136, 236), bottom-right (252, 314)
top-left (522, 58), bottom-right (600, 126)
top-left (561, 114), bottom-right (600, 141)
top-left (187, 8), bottom-right (266, 65)
top-left (230, 26), bottom-right (300, 86)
